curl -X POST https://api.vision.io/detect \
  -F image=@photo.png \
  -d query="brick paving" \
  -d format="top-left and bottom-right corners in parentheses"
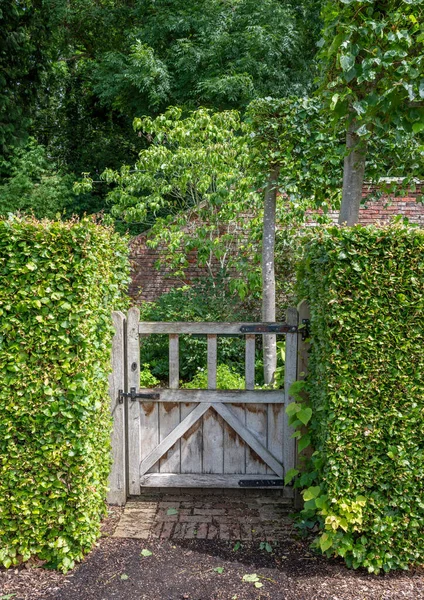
top-left (113, 490), bottom-right (294, 541)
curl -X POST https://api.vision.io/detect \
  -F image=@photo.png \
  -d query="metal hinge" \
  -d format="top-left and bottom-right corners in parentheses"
top-left (118, 387), bottom-right (160, 404)
top-left (238, 479), bottom-right (284, 487)
top-left (300, 319), bottom-right (310, 341)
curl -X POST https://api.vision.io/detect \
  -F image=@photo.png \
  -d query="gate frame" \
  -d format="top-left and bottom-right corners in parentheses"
top-left (107, 303), bottom-right (308, 505)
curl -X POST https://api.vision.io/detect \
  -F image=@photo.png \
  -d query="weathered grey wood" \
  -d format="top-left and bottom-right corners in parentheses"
top-left (127, 307), bottom-right (141, 495)
top-left (202, 410), bottom-right (224, 473)
top-left (180, 402), bottom-right (203, 473)
top-left (283, 306), bottom-right (298, 475)
top-left (297, 300), bottom-right (311, 380)
top-left (295, 299), bottom-right (311, 509)
top-left (136, 388), bottom-right (284, 403)
top-left (159, 402), bottom-right (181, 473)
top-left (140, 402), bottom-right (211, 476)
top-left (169, 334), bottom-right (179, 389)
top-left (139, 473), bottom-right (286, 488)
top-left (139, 322), bottom-right (286, 335)
top-left (223, 402), bottom-right (246, 474)
top-left (159, 334), bottom-right (181, 473)
top-left (246, 402), bottom-right (268, 475)
top-left (267, 402), bottom-right (284, 475)
top-left (207, 334), bottom-right (217, 389)
top-left (245, 334), bottom-right (255, 390)
top-left (107, 311), bottom-right (126, 505)
top-left (213, 403), bottom-right (283, 478)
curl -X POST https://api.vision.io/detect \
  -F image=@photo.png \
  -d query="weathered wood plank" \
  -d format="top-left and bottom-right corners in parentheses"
top-left (159, 402), bottom-right (181, 473)
top-left (140, 402), bottom-right (211, 476)
top-left (127, 307), bottom-right (141, 495)
top-left (107, 311), bottom-right (126, 505)
top-left (223, 402), bottom-right (246, 474)
top-left (139, 322), bottom-right (287, 335)
top-left (283, 306), bottom-right (298, 475)
top-left (136, 388), bottom-right (284, 403)
top-left (207, 334), bottom-right (217, 389)
top-left (180, 403), bottom-right (203, 474)
top-left (246, 402), bottom-right (268, 475)
top-left (213, 403), bottom-right (283, 478)
top-left (159, 334), bottom-right (181, 473)
top-left (202, 410), bottom-right (224, 474)
top-left (169, 334), bottom-right (179, 390)
top-left (245, 334), bottom-right (255, 390)
top-left (139, 473), bottom-right (289, 490)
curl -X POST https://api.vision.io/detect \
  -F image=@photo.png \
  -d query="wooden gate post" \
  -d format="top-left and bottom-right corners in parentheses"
top-left (295, 299), bottom-right (311, 509)
top-left (107, 311), bottom-right (126, 505)
top-left (283, 306), bottom-right (298, 478)
top-left (127, 307), bottom-right (141, 495)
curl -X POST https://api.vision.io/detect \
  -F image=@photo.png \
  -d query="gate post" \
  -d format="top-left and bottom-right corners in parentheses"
top-left (107, 311), bottom-right (127, 505)
top-left (283, 306), bottom-right (298, 477)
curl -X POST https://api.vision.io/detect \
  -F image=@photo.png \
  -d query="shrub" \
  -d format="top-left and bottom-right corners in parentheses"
top-left (0, 216), bottom-right (129, 571)
top-left (182, 364), bottom-right (245, 389)
top-left (295, 224), bottom-right (424, 573)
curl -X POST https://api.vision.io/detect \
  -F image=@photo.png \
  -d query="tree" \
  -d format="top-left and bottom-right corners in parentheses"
top-left (318, 0), bottom-right (424, 225)
top-left (0, 139), bottom-right (75, 219)
top-left (77, 101), bottom-right (342, 382)
top-left (0, 0), bottom-right (61, 163)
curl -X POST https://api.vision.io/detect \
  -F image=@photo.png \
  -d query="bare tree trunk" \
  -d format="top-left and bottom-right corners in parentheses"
top-left (339, 120), bottom-right (367, 226)
top-left (262, 166), bottom-right (279, 385)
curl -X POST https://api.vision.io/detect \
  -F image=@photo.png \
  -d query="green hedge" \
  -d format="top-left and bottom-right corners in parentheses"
top-left (0, 217), bottom-right (129, 571)
top-left (297, 224), bottom-right (424, 573)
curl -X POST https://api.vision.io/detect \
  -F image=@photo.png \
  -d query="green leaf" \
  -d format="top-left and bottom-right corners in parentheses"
top-left (303, 486), bottom-right (321, 501)
top-left (120, 573), bottom-right (129, 580)
top-left (140, 549), bottom-right (153, 557)
top-left (166, 507), bottom-right (179, 515)
top-left (214, 567), bottom-right (224, 574)
top-left (284, 468), bottom-right (300, 485)
top-left (242, 573), bottom-right (260, 583)
top-left (298, 433), bottom-right (311, 452)
top-left (297, 407), bottom-right (312, 425)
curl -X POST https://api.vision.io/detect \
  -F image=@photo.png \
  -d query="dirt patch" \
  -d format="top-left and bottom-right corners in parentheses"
top-left (1, 505), bottom-right (423, 600)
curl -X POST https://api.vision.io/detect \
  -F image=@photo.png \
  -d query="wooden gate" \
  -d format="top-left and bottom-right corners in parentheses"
top-left (108, 306), bottom-right (304, 502)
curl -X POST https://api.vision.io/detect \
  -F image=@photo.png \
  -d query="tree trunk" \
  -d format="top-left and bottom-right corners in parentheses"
top-left (338, 120), bottom-right (367, 226)
top-left (262, 166), bottom-right (279, 385)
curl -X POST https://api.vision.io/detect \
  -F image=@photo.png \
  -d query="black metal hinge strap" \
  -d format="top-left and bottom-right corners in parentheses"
top-left (118, 387), bottom-right (160, 404)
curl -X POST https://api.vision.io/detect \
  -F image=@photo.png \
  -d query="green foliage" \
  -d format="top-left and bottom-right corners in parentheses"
top-left (0, 216), bottom-right (129, 572)
top-left (182, 364), bottom-right (244, 390)
top-left (139, 364), bottom-right (160, 388)
top-left (318, 0), bottom-right (424, 198)
top-left (0, 139), bottom-right (75, 219)
top-left (297, 225), bottom-right (424, 573)
top-left (138, 281), bottom-right (258, 382)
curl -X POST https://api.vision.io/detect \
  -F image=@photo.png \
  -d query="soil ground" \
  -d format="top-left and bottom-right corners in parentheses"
top-left (1, 502), bottom-right (423, 600)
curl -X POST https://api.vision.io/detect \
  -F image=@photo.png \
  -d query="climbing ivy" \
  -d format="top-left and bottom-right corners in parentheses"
top-left (294, 224), bottom-right (424, 573)
top-left (0, 216), bottom-right (129, 571)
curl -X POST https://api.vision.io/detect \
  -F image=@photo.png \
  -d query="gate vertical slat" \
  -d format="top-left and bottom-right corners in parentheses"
top-left (203, 333), bottom-right (223, 473)
top-left (160, 334), bottom-right (181, 473)
top-left (245, 335), bottom-right (255, 390)
top-left (127, 307), bottom-right (141, 495)
top-left (283, 306), bottom-right (299, 475)
top-left (107, 311), bottom-right (126, 505)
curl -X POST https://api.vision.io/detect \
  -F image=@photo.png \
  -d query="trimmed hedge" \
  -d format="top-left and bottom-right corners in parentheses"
top-left (297, 224), bottom-right (424, 573)
top-left (0, 217), bottom-right (129, 571)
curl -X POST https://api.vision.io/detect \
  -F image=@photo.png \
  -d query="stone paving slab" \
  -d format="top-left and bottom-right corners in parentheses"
top-left (113, 490), bottom-right (294, 541)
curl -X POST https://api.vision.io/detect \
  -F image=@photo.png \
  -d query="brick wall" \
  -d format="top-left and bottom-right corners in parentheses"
top-left (129, 188), bottom-right (424, 302)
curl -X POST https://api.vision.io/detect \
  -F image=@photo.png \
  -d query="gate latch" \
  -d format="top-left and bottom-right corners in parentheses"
top-left (118, 387), bottom-right (160, 404)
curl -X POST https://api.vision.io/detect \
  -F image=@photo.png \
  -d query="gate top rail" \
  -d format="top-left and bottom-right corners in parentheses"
top-left (138, 321), bottom-right (300, 335)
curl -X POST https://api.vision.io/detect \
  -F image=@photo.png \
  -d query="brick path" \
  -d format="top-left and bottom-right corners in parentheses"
top-left (113, 490), bottom-right (294, 541)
